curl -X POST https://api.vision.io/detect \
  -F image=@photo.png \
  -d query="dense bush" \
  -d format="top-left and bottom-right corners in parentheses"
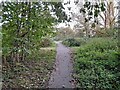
top-left (39, 38), bottom-right (52, 47)
top-left (62, 38), bottom-right (85, 47)
top-left (74, 38), bottom-right (120, 89)
top-left (62, 38), bottom-right (80, 47)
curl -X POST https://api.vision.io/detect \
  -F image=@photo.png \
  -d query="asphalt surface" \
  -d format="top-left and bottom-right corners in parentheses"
top-left (48, 42), bottom-right (75, 88)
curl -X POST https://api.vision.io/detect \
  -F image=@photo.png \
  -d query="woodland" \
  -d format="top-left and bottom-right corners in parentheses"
top-left (0, 0), bottom-right (120, 89)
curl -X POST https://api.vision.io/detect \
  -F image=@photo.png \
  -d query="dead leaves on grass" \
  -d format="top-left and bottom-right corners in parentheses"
top-left (2, 49), bottom-right (56, 88)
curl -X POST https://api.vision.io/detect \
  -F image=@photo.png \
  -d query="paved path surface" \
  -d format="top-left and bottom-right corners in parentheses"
top-left (48, 42), bottom-right (75, 88)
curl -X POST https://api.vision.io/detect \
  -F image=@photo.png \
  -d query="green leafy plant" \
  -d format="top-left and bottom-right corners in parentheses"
top-left (62, 38), bottom-right (81, 47)
top-left (74, 38), bottom-right (119, 89)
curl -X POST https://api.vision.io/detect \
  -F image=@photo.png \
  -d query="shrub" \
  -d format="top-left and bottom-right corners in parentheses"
top-left (74, 38), bottom-right (120, 89)
top-left (95, 29), bottom-right (118, 38)
top-left (62, 38), bottom-right (81, 47)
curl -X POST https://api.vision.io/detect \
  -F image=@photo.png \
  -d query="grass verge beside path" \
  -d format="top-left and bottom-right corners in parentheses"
top-left (2, 47), bottom-right (56, 88)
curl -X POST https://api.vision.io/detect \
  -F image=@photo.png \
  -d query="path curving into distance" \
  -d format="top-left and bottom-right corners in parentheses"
top-left (48, 42), bottom-right (75, 88)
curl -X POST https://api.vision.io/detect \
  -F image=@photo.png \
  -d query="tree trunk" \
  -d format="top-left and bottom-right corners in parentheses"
top-left (118, 1), bottom-right (120, 50)
top-left (118, 1), bottom-right (120, 28)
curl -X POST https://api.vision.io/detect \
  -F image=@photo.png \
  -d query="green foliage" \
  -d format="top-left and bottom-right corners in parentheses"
top-left (95, 29), bottom-right (118, 38)
top-left (62, 38), bottom-right (86, 47)
top-left (2, 2), bottom-right (64, 61)
top-left (80, 1), bottom-right (106, 25)
top-left (2, 1), bottom-right (65, 88)
top-left (2, 1), bottom-right (67, 59)
top-left (74, 38), bottom-right (120, 89)
top-left (48, 2), bottom-right (68, 22)
top-left (62, 38), bottom-right (81, 47)
top-left (1, 2), bottom-right (57, 60)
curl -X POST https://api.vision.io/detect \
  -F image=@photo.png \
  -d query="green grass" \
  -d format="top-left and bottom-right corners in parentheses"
top-left (73, 37), bottom-right (120, 89)
top-left (2, 47), bottom-right (56, 88)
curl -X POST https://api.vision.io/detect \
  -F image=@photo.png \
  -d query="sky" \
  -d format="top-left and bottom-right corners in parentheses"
top-left (56, 0), bottom-right (80, 29)
top-left (57, 0), bottom-right (87, 28)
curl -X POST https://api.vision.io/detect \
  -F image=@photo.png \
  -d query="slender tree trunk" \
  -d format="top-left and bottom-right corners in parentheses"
top-left (3, 56), bottom-right (10, 68)
top-left (104, 11), bottom-right (107, 30)
top-left (27, 2), bottom-right (31, 50)
top-left (118, 1), bottom-right (120, 28)
top-left (14, 1), bottom-right (21, 62)
top-left (118, 1), bottom-right (120, 50)
top-left (83, 13), bottom-right (89, 39)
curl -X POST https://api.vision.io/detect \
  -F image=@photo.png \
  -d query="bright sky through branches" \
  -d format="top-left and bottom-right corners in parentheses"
top-left (0, 0), bottom-right (119, 28)
top-left (57, 0), bottom-right (119, 29)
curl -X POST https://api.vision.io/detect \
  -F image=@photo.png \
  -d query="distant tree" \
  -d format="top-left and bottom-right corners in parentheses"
top-left (70, 0), bottom-right (118, 38)
top-left (56, 26), bottom-right (75, 39)
top-left (99, 0), bottom-right (118, 29)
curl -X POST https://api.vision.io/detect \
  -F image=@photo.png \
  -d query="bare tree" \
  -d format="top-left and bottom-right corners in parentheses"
top-left (99, 0), bottom-right (118, 29)
top-left (71, 1), bottom-right (92, 38)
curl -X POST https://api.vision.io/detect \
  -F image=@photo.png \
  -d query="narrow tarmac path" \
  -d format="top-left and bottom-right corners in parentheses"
top-left (48, 42), bottom-right (75, 88)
